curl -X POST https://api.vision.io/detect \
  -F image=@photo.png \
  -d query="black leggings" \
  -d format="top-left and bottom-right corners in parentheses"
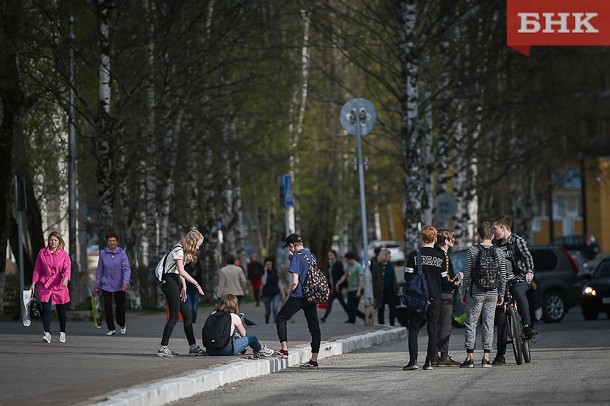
top-left (161, 274), bottom-right (195, 347)
top-left (41, 298), bottom-right (67, 333)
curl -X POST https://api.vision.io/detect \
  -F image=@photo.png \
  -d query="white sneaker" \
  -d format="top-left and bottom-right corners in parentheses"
top-left (106, 330), bottom-right (115, 336)
top-left (42, 332), bottom-right (51, 343)
top-left (120, 326), bottom-right (126, 335)
top-left (256, 345), bottom-right (275, 357)
top-left (157, 346), bottom-right (178, 357)
top-left (59, 332), bottom-right (66, 343)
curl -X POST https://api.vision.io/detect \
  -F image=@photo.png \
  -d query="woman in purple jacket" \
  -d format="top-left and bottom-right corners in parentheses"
top-left (95, 232), bottom-right (131, 335)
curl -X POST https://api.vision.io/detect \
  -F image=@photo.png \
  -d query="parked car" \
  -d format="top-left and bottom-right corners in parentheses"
top-left (550, 234), bottom-right (600, 260)
top-left (449, 245), bottom-right (582, 324)
top-left (368, 240), bottom-right (405, 263)
top-left (581, 256), bottom-right (610, 320)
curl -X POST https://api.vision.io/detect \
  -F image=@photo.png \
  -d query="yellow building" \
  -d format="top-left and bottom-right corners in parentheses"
top-left (532, 158), bottom-right (610, 254)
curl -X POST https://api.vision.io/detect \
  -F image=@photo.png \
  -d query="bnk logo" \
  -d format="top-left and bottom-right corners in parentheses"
top-left (507, 0), bottom-right (610, 56)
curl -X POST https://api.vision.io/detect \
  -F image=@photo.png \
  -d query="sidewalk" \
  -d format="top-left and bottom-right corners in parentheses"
top-left (0, 300), bottom-right (405, 406)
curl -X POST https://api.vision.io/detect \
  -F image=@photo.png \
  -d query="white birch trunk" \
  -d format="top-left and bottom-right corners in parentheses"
top-left (95, 0), bottom-right (115, 244)
top-left (287, 6), bottom-right (311, 234)
top-left (398, 1), bottom-right (422, 252)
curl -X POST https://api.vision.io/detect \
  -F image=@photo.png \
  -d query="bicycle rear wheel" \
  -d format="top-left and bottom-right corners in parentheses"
top-left (507, 308), bottom-right (523, 365)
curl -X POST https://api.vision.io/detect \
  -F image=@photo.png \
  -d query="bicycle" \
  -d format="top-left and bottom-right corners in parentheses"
top-left (504, 278), bottom-right (531, 365)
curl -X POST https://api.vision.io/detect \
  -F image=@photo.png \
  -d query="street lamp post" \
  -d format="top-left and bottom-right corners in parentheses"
top-left (340, 98), bottom-right (376, 325)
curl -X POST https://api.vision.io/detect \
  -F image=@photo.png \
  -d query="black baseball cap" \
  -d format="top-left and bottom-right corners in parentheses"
top-left (283, 233), bottom-right (303, 248)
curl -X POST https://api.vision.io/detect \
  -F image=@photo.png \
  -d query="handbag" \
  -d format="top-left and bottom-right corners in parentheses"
top-left (29, 293), bottom-right (43, 319)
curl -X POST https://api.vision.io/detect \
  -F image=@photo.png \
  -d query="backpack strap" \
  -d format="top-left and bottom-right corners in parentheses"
top-left (416, 250), bottom-right (422, 275)
top-left (162, 244), bottom-right (181, 277)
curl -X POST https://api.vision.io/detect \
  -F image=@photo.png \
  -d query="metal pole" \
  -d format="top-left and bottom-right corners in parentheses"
top-left (68, 3), bottom-right (79, 303)
top-left (16, 179), bottom-right (25, 315)
top-left (356, 112), bottom-right (368, 267)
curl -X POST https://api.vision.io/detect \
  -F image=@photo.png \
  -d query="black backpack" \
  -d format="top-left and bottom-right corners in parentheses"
top-left (402, 250), bottom-right (429, 313)
top-left (473, 245), bottom-right (500, 291)
top-left (202, 312), bottom-right (233, 350)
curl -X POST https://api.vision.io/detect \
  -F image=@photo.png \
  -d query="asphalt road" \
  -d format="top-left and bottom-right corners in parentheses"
top-left (173, 308), bottom-right (610, 406)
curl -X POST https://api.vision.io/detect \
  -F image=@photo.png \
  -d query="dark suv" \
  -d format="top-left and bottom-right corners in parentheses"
top-left (450, 245), bottom-right (582, 323)
top-left (550, 234), bottom-right (600, 260)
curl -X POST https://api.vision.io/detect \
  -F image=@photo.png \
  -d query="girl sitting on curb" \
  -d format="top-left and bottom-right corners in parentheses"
top-left (205, 294), bottom-right (274, 357)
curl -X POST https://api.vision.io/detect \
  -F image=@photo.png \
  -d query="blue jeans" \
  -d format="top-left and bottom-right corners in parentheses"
top-left (206, 334), bottom-right (263, 356)
top-left (187, 289), bottom-right (200, 323)
top-left (263, 294), bottom-right (280, 323)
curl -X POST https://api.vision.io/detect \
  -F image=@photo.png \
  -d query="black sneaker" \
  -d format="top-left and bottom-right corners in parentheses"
top-left (436, 356), bottom-right (461, 367)
top-left (188, 345), bottom-right (206, 356)
top-left (523, 326), bottom-right (535, 340)
top-left (492, 355), bottom-right (506, 365)
top-left (481, 359), bottom-right (492, 368)
top-left (459, 359), bottom-right (474, 368)
top-left (402, 361), bottom-right (419, 371)
top-left (422, 360), bottom-right (433, 370)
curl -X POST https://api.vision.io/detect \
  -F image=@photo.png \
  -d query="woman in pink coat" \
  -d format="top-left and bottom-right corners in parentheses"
top-left (31, 231), bottom-right (71, 343)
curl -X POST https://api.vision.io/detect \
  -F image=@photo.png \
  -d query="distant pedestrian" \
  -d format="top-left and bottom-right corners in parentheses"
top-left (185, 254), bottom-right (203, 323)
top-left (95, 232), bottom-right (131, 336)
top-left (433, 228), bottom-right (461, 366)
top-left (276, 233), bottom-right (322, 369)
top-left (371, 248), bottom-right (399, 326)
top-left (247, 253), bottom-right (263, 306)
top-left (320, 249), bottom-right (348, 323)
top-left (338, 252), bottom-right (365, 324)
top-left (459, 222), bottom-right (507, 368)
top-left (216, 254), bottom-right (248, 304)
top-left (205, 294), bottom-right (274, 357)
top-left (157, 228), bottom-right (206, 357)
top-left (31, 231), bottom-right (71, 344)
top-left (261, 257), bottom-right (286, 323)
top-left (403, 226), bottom-right (444, 371)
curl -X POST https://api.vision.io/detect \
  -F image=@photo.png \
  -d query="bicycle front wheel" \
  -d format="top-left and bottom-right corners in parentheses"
top-left (507, 308), bottom-right (523, 365)
top-left (523, 337), bottom-right (532, 363)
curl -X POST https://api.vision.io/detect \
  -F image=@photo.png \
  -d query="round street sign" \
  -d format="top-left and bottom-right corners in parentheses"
top-left (433, 192), bottom-right (457, 222)
top-left (340, 98), bottom-right (377, 136)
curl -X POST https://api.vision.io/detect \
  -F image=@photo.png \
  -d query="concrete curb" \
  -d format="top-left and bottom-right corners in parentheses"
top-left (97, 326), bottom-right (406, 406)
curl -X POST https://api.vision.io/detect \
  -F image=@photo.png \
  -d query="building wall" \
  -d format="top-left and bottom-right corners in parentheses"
top-left (532, 158), bottom-right (610, 253)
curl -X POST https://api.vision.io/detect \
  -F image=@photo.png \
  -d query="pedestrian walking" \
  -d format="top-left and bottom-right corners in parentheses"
top-left (247, 253), bottom-right (263, 306)
top-left (31, 231), bottom-right (71, 344)
top-left (276, 233), bottom-right (322, 369)
top-left (338, 252), bottom-right (365, 324)
top-left (185, 254), bottom-right (203, 323)
top-left (157, 228), bottom-right (206, 357)
top-left (320, 249), bottom-right (348, 323)
top-left (216, 254), bottom-right (247, 304)
top-left (261, 257), bottom-right (286, 324)
top-left (371, 248), bottom-right (399, 326)
top-left (95, 232), bottom-right (131, 336)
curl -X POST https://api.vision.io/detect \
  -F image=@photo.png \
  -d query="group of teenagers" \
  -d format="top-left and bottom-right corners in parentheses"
top-left (29, 228), bottom-right (323, 368)
top-left (401, 215), bottom-right (535, 371)
top-left (29, 215), bottom-right (534, 371)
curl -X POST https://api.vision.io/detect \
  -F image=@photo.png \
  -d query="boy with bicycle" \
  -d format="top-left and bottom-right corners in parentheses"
top-left (492, 215), bottom-right (535, 365)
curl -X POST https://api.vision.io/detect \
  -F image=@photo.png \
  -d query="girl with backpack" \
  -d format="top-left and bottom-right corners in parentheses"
top-left (157, 228), bottom-right (206, 357)
top-left (204, 294), bottom-right (275, 357)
